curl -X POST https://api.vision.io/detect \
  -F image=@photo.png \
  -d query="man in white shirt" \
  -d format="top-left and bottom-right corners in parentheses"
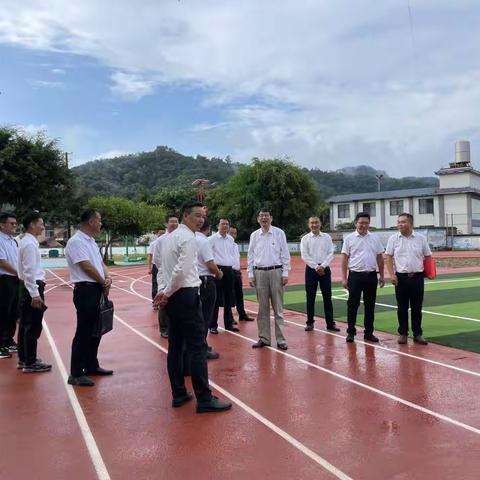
top-left (153, 214), bottom-right (179, 338)
top-left (248, 208), bottom-right (291, 350)
top-left (17, 213), bottom-right (52, 373)
top-left (341, 212), bottom-right (385, 343)
top-left (229, 227), bottom-right (254, 322)
top-left (300, 216), bottom-right (340, 332)
top-left (154, 201), bottom-right (232, 413)
top-left (209, 218), bottom-right (239, 333)
top-left (147, 227), bottom-right (165, 309)
top-left (196, 218), bottom-right (223, 360)
top-left (0, 212), bottom-right (19, 359)
top-left (65, 209), bottom-right (113, 387)
top-left (385, 213), bottom-right (432, 345)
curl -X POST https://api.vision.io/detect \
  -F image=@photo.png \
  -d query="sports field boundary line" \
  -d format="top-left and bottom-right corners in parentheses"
top-left (113, 313), bottom-right (352, 480)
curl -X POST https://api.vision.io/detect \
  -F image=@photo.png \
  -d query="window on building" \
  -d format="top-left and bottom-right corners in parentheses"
top-left (45, 229), bottom-right (54, 239)
top-left (337, 204), bottom-right (350, 219)
top-left (362, 202), bottom-right (376, 217)
top-left (419, 198), bottom-right (434, 214)
top-left (390, 200), bottom-right (404, 216)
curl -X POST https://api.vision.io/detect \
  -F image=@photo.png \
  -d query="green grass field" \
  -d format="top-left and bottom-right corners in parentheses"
top-left (245, 272), bottom-right (480, 354)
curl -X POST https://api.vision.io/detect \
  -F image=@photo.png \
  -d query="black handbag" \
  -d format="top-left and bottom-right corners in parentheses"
top-left (93, 294), bottom-right (114, 337)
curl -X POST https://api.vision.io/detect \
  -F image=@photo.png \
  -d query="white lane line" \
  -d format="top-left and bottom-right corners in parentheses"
top-left (108, 280), bottom-right (480, 437)
top-left (43, 320), bottom-right (111, 480)
top-left (113, 312), bottom-right (352, 480)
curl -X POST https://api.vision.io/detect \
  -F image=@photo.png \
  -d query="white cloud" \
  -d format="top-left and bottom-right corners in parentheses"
top-left (29, 79), bottom-right (64, 88)
top-left (1, 1), bottom-right (480, 174)
top-left (94, 149), bottom-right (131, 160)
top-left (50, 68), bottom-right (65, 74)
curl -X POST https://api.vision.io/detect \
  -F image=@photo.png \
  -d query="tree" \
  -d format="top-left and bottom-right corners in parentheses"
top-left (87, 196), bottom-right (165, 261)
top-left (208, 158), bottom-right (321, 239)
top-left (0, 127), bottom-right (74, 218)
top-left (150, 186), bottom-right (197, 214)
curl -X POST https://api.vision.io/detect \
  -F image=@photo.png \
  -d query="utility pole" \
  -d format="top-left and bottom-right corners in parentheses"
top-left (375, 174), bottom-right (384, 192)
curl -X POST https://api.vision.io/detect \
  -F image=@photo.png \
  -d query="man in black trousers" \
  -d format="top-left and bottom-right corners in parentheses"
top-left (154, 201), bottom-right (232, 413)
top-left (65, 209), bottom-right (113, 386)
top-left (17, 212), bottom-right (52, 373)
top-left (0, 212), bottom-right (19, 359)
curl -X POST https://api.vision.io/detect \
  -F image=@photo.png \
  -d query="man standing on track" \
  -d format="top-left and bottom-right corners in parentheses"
top-left (147, 227), bottom-right (165, 310)
top-left (154, 201), bottom-right (232, 413)
top-left (153, 214), bottom-right (179, 339)
top-left (300, 216), bottom-right (340, 333)
top-left (209, 218), bottom-right (239, 334)
top-left (65, 209), bottom-right (113, 387)
top-left (0, 212), bottom-right (19, 360)
top-left (229, 226), bottom-right (254, 323)
top-left (341, 212), bottom-right (385, 343)
top-left (248, 208), bottom-right (290, 351)
top-left (17, 212), bottom-right (52, 373)
top-left (385, 213), bottom-right (431, 345)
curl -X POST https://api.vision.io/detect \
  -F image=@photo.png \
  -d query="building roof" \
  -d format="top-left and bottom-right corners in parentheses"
top-left (327, 186), bottom-right (480, 203)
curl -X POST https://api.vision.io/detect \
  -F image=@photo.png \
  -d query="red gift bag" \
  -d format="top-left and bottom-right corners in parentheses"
top-left (423, 257), bottom-right (436, 280)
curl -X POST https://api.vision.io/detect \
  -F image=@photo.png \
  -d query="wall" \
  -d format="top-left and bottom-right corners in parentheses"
top-left (439, 171), bottom-right (480, 189)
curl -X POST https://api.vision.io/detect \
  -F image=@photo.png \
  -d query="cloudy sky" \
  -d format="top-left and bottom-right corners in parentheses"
top-left (1, 0), bottom-right (479, 175)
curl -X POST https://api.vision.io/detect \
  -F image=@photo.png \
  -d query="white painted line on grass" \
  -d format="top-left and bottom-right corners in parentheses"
top-left (113, 312), bottom-right (352, 480)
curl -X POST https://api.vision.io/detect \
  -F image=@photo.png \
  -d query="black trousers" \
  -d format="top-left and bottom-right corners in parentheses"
top-left (158, 306), bottom-right (169, 335)
top-left (395, 273), bottom-right (425, 336)
top-left (165, 287), bottom-right (211, 402)
top-left (233, 269), bottom-right (248, 319)
top-left (151, 264), bottom-right (158, 300)
top-left (305, 266), bottom-right (334, 326)
top-left (0, 274), bottom-right (19, 348)
top-left (18, 281), bottom-right (45, 365)
top-left (70, 283), bottom-right (102, 377)
top-left (200, 276), bottom-right (216, 339)
top-left (212, 266), bottom-right (235, 329)
top-left (347, 271), bottom-right (378, 335)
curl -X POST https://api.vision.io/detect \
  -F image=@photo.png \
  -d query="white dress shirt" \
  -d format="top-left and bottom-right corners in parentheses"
top-left (300, 231), bottom-right (334, 269)
top-left (161, 224), bottom-right (201, 297)
top-left (196, 232), bottom-right (215, 277)
top-left (18, 233), bottom-right (45, 297)
top-left (232, 242), bottom-right (241, 271)
top-left (341, 231), bottom-right (384, 272)
top-left (247, 226), bottom-right (291, 278)
top-left (0, 231), bottom-right (18, 276)
top-left (385, 231), bottom-right (432, 273)
top-left (153, 233), bottom-right (169, 289)
top-left (65, 231), bottom-right (105, 283)
top-left (209, 232), bottom-right (237, 267)
top-left (147, 236), bottom-right (161, 255)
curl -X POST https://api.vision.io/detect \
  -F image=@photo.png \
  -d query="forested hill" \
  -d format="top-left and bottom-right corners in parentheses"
top-left (73, 147), bottom-right (438, 199)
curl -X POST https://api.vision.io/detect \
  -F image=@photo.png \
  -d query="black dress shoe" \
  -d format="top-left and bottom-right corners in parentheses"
top-left (252, 340), bottom-right (270, 348)
top-left (196, 395), bottom-right (232, 413)
top-left (277, 343), bottom-right (288, 351)
top-left (209, 328), bottom-right (219, 335)
top-left (85, 367), bottom-right (114, 376)
top-left (364, 333), bottom-right (379, 343)
top-left (207, 350), bottom-right (220, 360)
top-left (160, 331), bottom-right (168, 339)
top-left (327, 325), bottom-right (341, 332)
top-left (305, 324), bottom-right (314, 331)
top-left (68, 375), bottom-right (95, 386)
top-left (346, 333), bottom-right (355, 343)
top-left (172, 392), bottom-right (193, 408)
top-left (239, 316), bottom-right (254, 321)
top-left (225, 326), bottom-right (240, 332)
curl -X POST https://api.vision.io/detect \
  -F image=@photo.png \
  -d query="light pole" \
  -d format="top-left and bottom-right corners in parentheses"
top-left (375, 174), bottom-right (384, 192)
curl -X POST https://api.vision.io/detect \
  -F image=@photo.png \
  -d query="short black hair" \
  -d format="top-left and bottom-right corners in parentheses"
top-left (0, 212), bottom-right (16, 223)
top-left (180, 201), bottom-right (204, 218)
top-left (80, 209), bottom-right (100, 223)
top-left (354, 212), bottom-right (370, 222)
top-left (165, 213), bottom-right (179, 223)
top-left (200, 217), bottom-right (211, 232)
top-left (22, 212), bottom-right (43, 230)
top-left (218, 217), bottom-right (230, 225)
top-left (258, 208), bottom-right (271, 216)
top-left (398, 212), bottom-right (414, 224)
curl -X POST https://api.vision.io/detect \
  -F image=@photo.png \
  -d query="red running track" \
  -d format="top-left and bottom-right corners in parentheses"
top-left (1, 264), bottom-right (480, 480)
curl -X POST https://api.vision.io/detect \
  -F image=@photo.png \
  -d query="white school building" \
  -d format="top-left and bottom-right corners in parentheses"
top-left (328, 141), bottom-right (480, 234)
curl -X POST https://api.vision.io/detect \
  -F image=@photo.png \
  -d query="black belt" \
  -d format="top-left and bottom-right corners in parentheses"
top-left (349, 270), bottom-right (377, 275)
top-left (74, 281), bottom-right (101, 287)
top-left (397, 272), bottom-right (423, 278)
top-left (254, 265), bottom-right (282, 271)
top-left (217, 265), bottom-right (233, 270)
top-left (20, 280), bottom-right (45, 287)
top-left (200, 275), bottom-right (215, 282)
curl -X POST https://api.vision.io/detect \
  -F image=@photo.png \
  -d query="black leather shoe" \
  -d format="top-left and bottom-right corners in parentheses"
top-left (305, 324), bottom-right (314, 331)
top-left (327, 325), bottom-right (341, 332)
top-left (364, 333), bottom-right (379, 343)
top-left (346, 333), bottom-right (355, 343)
top-left (239, 316), bottom-right (254, 321)
top-left (225, 326), bottom-right (240, 332)
top-left (85, 367), bottom-right (113, 376)
top-left (277, 343), bottom-right (288, 351)
top-left (172, 392), bottom-right (193, 408)
top-left (209, 328), bottom-right (219, 335)
top-left (160, 331), bottom-right (168, 339)
top-left (252, 340), bottom-right (270, 348)
top-left (196, 396), bottom-right (232, 413)
top-left (68, 375), bottom-right (95, 386)
top-left (207, 350), bottom-right (220, 360)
